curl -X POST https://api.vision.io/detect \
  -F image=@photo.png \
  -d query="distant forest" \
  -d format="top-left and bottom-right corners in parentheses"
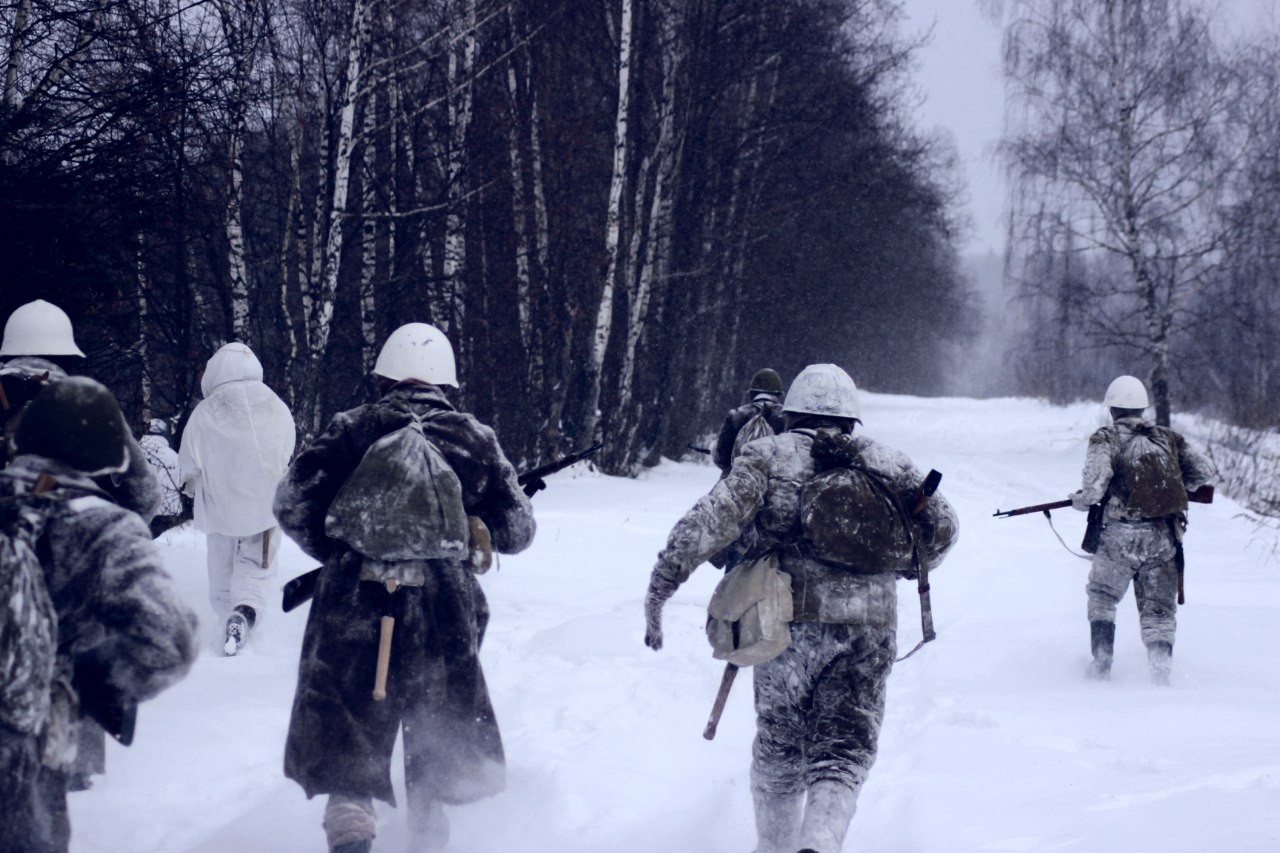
top-left (997, 0), bottom-right (1280, 430)
top-left (1, 0), bottom-right (974, 473)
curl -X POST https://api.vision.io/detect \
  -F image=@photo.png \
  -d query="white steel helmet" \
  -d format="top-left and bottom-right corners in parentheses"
top-left (1104, 375), bottom-right (1149, 409)
top-left (1, 299), bottom-right (84, 357)
top-left (782, 363), bottom-right (861, 419)
top-left (373, 323), bottom-right (458, 387)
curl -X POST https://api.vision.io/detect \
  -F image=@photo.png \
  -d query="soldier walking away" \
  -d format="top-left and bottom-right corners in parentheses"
top-left (713, 368), bottom-right (788, 475)
top-left (179, 343), bottom-right (296, 656)
top-left (273, 323), bottom-right (535, 853)
top-left (140, 419), bottom-right (185, 538)
top-left (1070, 375), bottom-right (1215, 685)
top-left (0, 378), bottom-right (197, 853)
top-left (1, 298), bottom-right (163, 791)
top-left (643, 364), bottom-right (958, 853)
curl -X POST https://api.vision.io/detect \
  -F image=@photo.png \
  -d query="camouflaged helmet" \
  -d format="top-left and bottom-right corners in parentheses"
top-left (782, 364), bottom-right (860, 419)
top-left (13, 377), bottom-right (130, 475)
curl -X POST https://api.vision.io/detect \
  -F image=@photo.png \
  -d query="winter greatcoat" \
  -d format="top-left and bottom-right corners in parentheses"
top-left (0, 455), bottom-right (198, 853)
top-left (1072, 417), bottom-right (1214, 646)
top-left (273, 384), bottom-right (535, 810)
top-left (712, 394), bottom-right (787, 474)
top-left (653, 427), bottom-right (957, 796)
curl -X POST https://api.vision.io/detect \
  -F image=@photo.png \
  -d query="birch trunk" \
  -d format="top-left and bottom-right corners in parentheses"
top-left (442, 0), bottom-right (478, 345)
top-left (310, 0), bottom-right (374, 431)
top-left (360, 86), bottom-right (379, 374)
top-left (584, 0), bottom-right (635, 445)
top-left (615, 9), bottom-right (680, 462)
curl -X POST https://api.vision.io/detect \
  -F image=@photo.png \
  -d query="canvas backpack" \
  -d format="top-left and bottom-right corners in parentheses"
top-left (705, 553), bottom-right (793, 666)
top-left (731, 404), bottom-right (778, 460)
top-left (798, 439), bottom-right (915, 574)
top-left (325, 412), bottom-right (470, 561)
top-left (1111, 424), bottom-right (1188, 519)
top-left (0, 478), bottom-right (62, 738)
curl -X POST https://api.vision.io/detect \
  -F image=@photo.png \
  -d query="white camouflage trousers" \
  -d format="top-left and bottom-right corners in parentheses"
top-left (750, 621), bottom-right (895, 795)
top-left (1086, 519), bottom-right (1178, 647)
top-left (206, 529), bottom-right (280, 622)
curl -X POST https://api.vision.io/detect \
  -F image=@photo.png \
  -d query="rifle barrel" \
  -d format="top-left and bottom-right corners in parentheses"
top-left (996, 485), bottom-right (1214, 518)
top-left (993, 499), bottom-right (1072, 518)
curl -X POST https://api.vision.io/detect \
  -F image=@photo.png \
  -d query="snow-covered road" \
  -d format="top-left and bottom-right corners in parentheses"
top-left (70, 392), bottom-right (1280, 852)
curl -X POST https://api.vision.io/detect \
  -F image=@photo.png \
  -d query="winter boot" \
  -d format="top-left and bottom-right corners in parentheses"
top-left (222, 605), bottom-right (256, 656)
top-left (408, 799), bottom-right (449, 851)
top-left (796, 779), bottom-right (861, 853)
top-left (751, 788), bottom-right (804, 853)
top-left (331, 843), bottom-right (371, 853)
top-left (1147, 641), bottom-right (1173, 686)
top-left (1086, 621), bottom-right (1115, 680)
top-left (324, 795), bottom-right (376, 853)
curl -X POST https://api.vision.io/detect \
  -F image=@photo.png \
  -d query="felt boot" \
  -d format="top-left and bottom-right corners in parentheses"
top-left (796, 780), bottom-right (860, 853)
top-left (1086, 620), bottom-right (1115, 680)
top-left (751, 788), bottom-right (804, 853)
top-left (1147, 640), bottom-right (1173, 686)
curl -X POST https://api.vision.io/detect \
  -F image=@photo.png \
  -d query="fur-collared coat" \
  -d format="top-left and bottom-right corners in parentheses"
top-left (274, 385), bottom-right (535, 807)
top-left (0, 454), bottom-right (197, 852)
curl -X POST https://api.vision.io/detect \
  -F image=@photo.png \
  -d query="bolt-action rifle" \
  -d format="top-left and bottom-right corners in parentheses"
top-left (993, 484), bottom-right (1214, 518)
top-left (517, 442), bottom-right (604, 497)
top-left (282, 443), bottom-right (604, 612)
top-left (994, 484), bottom-right (1214, 601)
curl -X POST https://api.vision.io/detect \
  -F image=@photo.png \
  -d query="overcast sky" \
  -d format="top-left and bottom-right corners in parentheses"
top-left (904, 0), bottom-right (1006, 258)
top-left (903, 0), bottom-right (1280, 260)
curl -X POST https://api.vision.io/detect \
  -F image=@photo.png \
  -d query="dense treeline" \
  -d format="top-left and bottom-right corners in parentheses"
top-left (1, 0), bottom-right (970, 473)
top-left (999, 0), bottom-right (1280, 428)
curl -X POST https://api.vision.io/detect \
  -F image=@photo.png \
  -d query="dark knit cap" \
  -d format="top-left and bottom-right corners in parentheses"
top-left (14, 377), bottom-right (130, 475)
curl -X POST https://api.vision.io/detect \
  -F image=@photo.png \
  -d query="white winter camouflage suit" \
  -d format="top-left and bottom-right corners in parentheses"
top-left (1071, 417), bottom-right (1214, 646)
top-left (652, 428), bottom-right (957, 797)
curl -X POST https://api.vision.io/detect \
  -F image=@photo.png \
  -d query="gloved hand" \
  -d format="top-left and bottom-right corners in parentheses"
top-left (1069, 490), bottom-right (1091, 511)
top-left (644, 569), bottom-right (679, 650)
top-left (522, 477), bottom-right (547, 498)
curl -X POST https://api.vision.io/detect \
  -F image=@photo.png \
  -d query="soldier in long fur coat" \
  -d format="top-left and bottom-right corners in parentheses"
top-left (273, 324), bottom-right (535, 853)
top-left (0, 378), bottom-right (197, 853)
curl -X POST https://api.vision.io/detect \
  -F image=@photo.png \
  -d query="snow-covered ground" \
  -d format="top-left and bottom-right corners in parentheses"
top-left (69, 393), bottom-right (1280, 852)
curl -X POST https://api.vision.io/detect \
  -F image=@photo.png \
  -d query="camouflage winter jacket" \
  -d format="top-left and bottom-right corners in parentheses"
top-left (712, 394), bottom-right (786, 473)
top-left (657, 429), bottom-right (957, 626)
top-left (1074, 417), bottom-right (1215, 523)
top-left (0, 454), bottom-right (197, 768)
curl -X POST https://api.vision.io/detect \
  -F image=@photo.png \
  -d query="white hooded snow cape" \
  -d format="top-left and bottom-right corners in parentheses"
top-left (179, 343), bottom-right (295, 536)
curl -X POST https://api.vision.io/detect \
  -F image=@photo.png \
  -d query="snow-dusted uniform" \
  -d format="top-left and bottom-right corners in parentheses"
top-left (179, 343), bottom-right (295, 644)
top-left (140, 422), bottom-right (184, 537)
top-left (1071, 414), bottom-right (1214, 680)
top-left (0, 453), bottom-right (197, 853)
top-left (649, 410), bottom-right (957, 852)
top-left (273, 382), bottom-right (534, 844)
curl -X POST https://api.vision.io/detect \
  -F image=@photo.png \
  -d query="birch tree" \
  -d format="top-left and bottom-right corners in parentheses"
top-left (1002, 0), bottom-right (1248, 424)
top-left (583, 0), bottom-right (635, 446)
